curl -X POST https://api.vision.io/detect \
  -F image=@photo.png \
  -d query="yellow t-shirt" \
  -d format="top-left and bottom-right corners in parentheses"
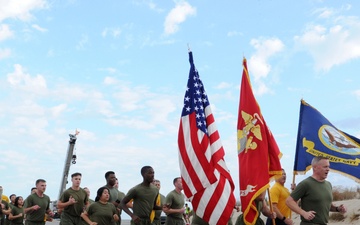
top-left (1, 195), bottom-right (9, 203)
top-left (269, 182), bottom-right (291, 218)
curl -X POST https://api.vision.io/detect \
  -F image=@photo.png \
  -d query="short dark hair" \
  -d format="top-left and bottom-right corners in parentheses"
top-left (141, 166), bottom-right (152, 175)
top-left (71, 172), bottom-right (82, 178)
top-left (36, 179), bottom-right (46, 185)
top-left (173, 177), bottom-right (181, 185)
top-left (105, 171), bottom-right (115, 179)
top-left (9, 194), bottom-right (16, 199)
top-left (31, 187), bottom-right (37, 191)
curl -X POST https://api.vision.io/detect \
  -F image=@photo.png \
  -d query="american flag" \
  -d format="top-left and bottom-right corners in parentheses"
top-left (178, 51), bottom-right (236, 225)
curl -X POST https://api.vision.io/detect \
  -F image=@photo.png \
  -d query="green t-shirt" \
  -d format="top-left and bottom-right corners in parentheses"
top-left (154, 193), bottom-right (166, 220)
top-left (59, 187), bottom-right (88, 217)
top-left (87, 201), bottom-right (117, 225)
top-left (24, 193), bottom-right (50, 222)
top-left (10, 206), bottom-right (24, 224)
top-left (104, 186), bottom-right (120, 203)
top-left (5, 203), bottom-right (14, 225)
top-left (165, 190), bottom-right (185, 219)
top-left (290, 176), bottom-right (332, 224)
top-left (0, 200), bottom-right (10, 220)
top-left (125, 183), bottom-right (159, 219)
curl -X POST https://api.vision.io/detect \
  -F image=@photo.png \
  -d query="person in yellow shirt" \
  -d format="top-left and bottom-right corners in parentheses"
top-left (0, 186), bottom-right (9, 203)
top-left (266, 169), bottom-right (294, 225)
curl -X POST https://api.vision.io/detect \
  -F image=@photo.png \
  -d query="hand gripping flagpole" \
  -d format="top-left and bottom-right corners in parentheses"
top-left (267, 189), bottom-right (276, 225)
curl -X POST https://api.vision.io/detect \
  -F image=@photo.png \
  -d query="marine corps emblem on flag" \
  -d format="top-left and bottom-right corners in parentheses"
top-left (237, 111), bottom-right (263, 154)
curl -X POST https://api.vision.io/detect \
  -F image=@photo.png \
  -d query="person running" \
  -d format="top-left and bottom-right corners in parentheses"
top-left (81, 187), bottom-right (119, 225)
top-left (120, 166), bottom-right (161, 225)
top-left (83, 188), bottom-right (94, 205)
top-left (0, 186), bottom-right (10, 203)
top-left (266, 169), bottom-right (294, 225)
top-left (286, 156), bottom-right (347, 225)
top-left (4, 194), bottom-right (16, 225)
top-left (9, 196), bottom-right (24, 225)
top-left (23, 179), bottom-right (54, 225)
top-left (104, 171), bottom-right (123, 225)
top-left (152, 179), bottom-right (166, 225)
top-left (0, 187), bottom-right (11, 225)
top-left (163, 177), bottom-right (185, 225)
top-left (57, 172), bottom-right (89, 225)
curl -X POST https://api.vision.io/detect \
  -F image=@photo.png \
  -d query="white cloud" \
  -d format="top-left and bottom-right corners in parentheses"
top-left (163, 1), bottom-right (196, 35)
top-left (294, 10), bottom-right (360, 71)
top-left (101, 27), bottom-right (121, 38)
top-left (51, 104), bottom-right (68, 118)
top-left (146, 97), bottom-right (177, 124)
top-left (0, 48), bottom-right (11, 59)
top-left (52, 85), bottom-right (89, 102)
top-left (0, 24), bottom-right (13, 41)
top-left (113, 85), bottom-right (152, 112)
top-left (10, 101), bottom-right (46, 117)
top-left (106, 117), bottom-right (155, 130)
top-left (91, 95), bottom-right (117, 118)
top-left (132, 0), bottom-right (164, 13)
top-left (76, 34), bottom-right (89, 50)
top-left (227, 31), bottom-right (243, 37)
top-left (354, 90), bottom-right (360, 100)
top-left (100, 67), bottom-right (117, 74)
top-left (214, 82), bottom-right (232, 89)
top-left (314, 7), bottom-right (334, 19)
top-left (104, 76), bottom-right (118, 85)
top-left (47, 49), bottom-right (54, 57)
top-left (32, 24), bottom-right (47, 32)
top-left (247, 37), bottom-right (284, 95)
top-left (7, 64), bottom-right (48, 94)
top-left (0, 0), bottom-right (48, 22)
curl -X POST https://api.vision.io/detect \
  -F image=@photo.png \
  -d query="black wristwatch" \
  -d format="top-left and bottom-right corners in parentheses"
top-left (115, 199), bottom-right (121, 204)
top-left (282, 216), bottom-right (286, 221)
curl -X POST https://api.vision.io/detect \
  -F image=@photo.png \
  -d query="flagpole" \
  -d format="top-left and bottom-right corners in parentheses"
top-left (290, 172), bottom-right (297, 220)
top-left (266, 188), bottom-right (276, 225)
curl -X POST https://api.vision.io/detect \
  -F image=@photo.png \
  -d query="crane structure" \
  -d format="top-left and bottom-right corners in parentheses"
top-left (51, 130), bottom-right (79, 219)
top-left (58, 130), bottom-right (79, 200)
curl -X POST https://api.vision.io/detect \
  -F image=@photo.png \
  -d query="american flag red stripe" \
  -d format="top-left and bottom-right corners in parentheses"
top-left (178, 51), bottom-right (236, 225)
top-left (178, 113), bottom-right (217, 194)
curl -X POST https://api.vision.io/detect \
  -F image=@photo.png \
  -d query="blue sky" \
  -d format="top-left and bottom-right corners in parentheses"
top-left (1, 0), bottom-right (360, 213)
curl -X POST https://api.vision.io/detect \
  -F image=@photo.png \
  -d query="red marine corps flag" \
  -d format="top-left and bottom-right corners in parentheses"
top-left (178, 51), bottom-right (236, 225)
top-left (237, 58), bottom-right (282, 225)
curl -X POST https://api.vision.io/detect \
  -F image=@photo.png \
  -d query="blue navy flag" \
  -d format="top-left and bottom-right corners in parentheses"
top-left (294, 99), bottom-right (360, 183)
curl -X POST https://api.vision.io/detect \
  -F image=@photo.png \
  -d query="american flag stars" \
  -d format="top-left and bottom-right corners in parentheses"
top-left (182, 70), bottom-right (210, 135)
